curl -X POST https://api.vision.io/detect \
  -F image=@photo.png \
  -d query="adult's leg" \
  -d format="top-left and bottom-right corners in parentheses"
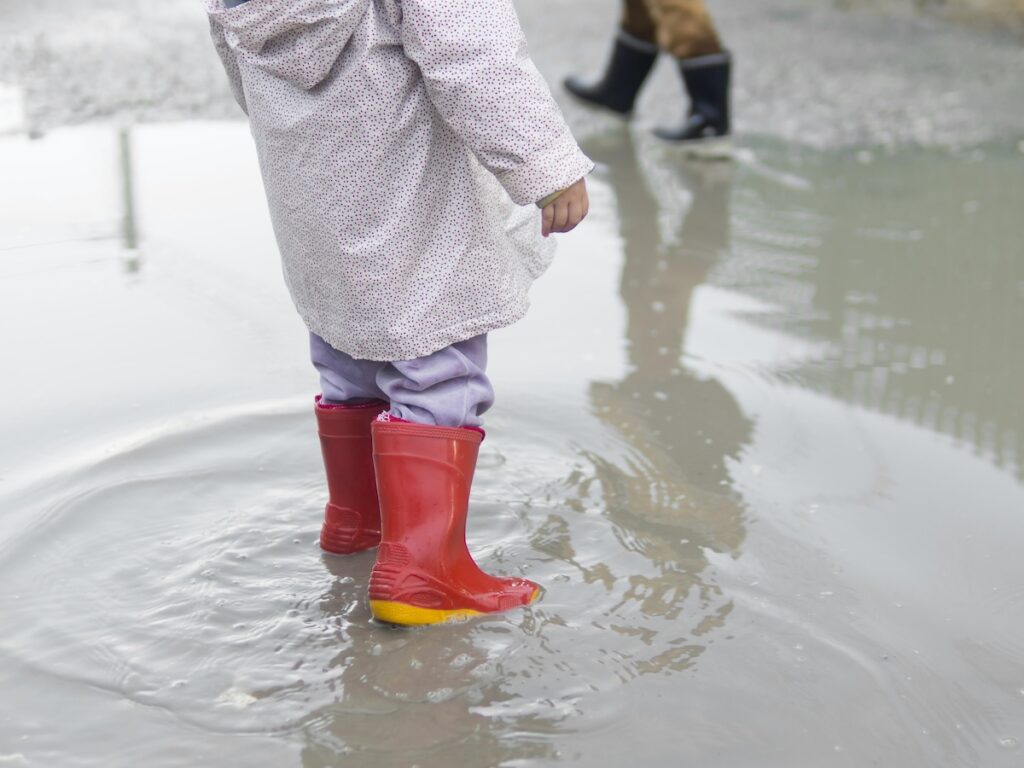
top-left (621, 0), bottom-right (659, 44)
top-left (563, 0), bottom-right (660, 116)
top-left (646, 0), bottom-right (732, 150)
top-left (644, 0), bottom-right (723, 59)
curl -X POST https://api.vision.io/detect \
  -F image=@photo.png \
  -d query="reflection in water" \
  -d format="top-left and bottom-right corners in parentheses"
top-left (720, 144), bottom-right (1024, 480)
top-left (3, 121), bottom-right (1024, 766)
top-left (0, 409), bottom-right (557, 768)
top-left (274, 138), bottom-right (763, 757)
top-left (293, 557), bottom-right (557, 768)
top-left (576, 132), bottom-right (751, 656)
top-left (118, 126), bottom-right (142, 272)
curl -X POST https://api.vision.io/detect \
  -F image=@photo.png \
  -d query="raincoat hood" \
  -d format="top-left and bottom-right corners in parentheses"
top-left (206, 0), bottom-right (370, 89)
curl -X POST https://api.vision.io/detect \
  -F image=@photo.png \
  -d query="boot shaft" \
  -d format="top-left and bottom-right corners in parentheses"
top-left (371, 420), bottom-right (481, 546)
top-left (564, 29), bottom-right (659, 115)
top-left (316, 398), bottom-right (385, 509)
top-left (681, 51), bottom-right (731, 133)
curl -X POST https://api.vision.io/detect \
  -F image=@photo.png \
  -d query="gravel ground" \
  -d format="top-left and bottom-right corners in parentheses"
top-left (0, 0), bottom-right (1022, 147)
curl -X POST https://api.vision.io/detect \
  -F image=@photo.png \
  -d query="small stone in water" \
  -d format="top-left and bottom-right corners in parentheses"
top-left (998, 737), bottom-right (1019, 750)
top-left (217, 687), bottom-right (257, 709)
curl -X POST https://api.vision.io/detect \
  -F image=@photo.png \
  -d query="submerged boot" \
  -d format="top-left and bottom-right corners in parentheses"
top-left (315, 396), bottom-right (387, 554)
top-left (564, 29), bottom-right (659, 115)
top-left (369, 420), bottom-right (540, 626)
top-left (654, 51), bottom-right (732, 157)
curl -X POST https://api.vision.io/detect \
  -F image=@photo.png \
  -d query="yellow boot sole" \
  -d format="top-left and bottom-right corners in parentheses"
top-left (370, 588), bottom-right (540, 627)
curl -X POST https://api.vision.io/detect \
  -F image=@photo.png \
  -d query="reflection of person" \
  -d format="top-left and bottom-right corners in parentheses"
top-left (291, 559), bottom-right (559, 766)
top-left (205, 0), bottom-right (593, 625)
top-left (585, 136), bottom-right (749, 614)
top-left (565, 0), bottom-right (731, 154)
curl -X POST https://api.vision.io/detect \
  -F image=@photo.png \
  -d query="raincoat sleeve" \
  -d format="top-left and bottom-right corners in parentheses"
top-left (209, 19), bottom-right (248, 115)
top-left (400, 0), bottom-right (593, 206)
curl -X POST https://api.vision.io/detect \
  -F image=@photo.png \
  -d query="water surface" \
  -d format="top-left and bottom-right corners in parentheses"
top-left (1, 122), bottom-right (1023, 767)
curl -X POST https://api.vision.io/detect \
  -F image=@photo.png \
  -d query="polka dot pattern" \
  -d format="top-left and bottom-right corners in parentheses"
top-left (206, 0), bottom-right (593, 361)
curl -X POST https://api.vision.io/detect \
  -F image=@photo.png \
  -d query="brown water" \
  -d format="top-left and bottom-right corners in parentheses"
top-left (1, 121), bottom-right (1023, 766)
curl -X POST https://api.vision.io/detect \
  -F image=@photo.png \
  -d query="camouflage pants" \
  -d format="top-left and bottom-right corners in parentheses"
top-left (621, 0), bottom-right (724, 59)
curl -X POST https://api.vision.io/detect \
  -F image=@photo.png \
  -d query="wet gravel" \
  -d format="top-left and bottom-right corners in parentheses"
top-left (1, 0), bottom-right (1022, 147)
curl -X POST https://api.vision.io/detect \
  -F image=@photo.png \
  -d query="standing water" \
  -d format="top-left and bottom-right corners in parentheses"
top-left (1, 118), bottom-right (1022, 767)
top-left (2, 0), bottom-right (1024, 765)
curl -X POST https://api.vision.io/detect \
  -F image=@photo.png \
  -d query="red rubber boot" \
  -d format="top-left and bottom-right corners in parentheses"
top-left (369, 419), bottom-right (540, 626)
top-left (315, 396), bottom-right (387, 554)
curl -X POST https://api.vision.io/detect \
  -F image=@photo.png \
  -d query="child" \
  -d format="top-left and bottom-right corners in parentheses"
top-left (205, 0), bottom-right (592, 625)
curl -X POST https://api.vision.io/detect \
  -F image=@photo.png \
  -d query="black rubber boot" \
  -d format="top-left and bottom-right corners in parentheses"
top-left (564, 30), bottom-right (659, 116)
top-left (654, 51), bottom-right (732, 155)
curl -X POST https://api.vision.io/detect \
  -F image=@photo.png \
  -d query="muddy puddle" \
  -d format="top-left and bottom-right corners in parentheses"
top-left (1, 121), bottom-right (1023, 767)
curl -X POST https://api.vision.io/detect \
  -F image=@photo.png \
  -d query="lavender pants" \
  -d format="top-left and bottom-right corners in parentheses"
top-left (310, 332), bottom-right (494, 428)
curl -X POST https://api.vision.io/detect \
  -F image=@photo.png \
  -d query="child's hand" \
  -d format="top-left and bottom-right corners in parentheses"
top-left (542, 178), bottom-right (589, 237)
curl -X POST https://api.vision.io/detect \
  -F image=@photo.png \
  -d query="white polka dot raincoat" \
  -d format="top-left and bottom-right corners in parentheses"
top-left (205, 0), bottom-right (594, 361)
